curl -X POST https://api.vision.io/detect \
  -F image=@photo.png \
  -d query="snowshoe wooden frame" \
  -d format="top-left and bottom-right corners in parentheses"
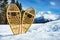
top-left (6, 3), bottom-right (35, 35)
top-left (6, 4), bottom-right (21, 35)
top-left (22, 8), bottom-right (35, 33)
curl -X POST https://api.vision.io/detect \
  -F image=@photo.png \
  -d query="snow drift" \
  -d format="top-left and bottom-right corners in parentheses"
top-left (0, 20), bottom-right (60, 40)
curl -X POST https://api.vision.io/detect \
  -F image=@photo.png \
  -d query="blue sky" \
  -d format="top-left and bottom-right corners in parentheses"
top-left (9, 0), bottom-right (60, 15)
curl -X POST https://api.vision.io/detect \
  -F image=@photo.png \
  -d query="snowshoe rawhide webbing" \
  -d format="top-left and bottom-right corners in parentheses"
top-left (22, 8), bottom-right (35, 33)
top-left (6, 4), bottom-right (21, 35)
top-left (7, 3), bottom-right (35, 35)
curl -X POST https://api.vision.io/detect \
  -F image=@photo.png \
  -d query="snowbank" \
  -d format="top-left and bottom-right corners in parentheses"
top-left (0, 20), bottom-right (60, 40)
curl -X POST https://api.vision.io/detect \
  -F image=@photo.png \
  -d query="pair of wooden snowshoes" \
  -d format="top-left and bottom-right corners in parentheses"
top-left (6, 4), bottom-right (35, 35)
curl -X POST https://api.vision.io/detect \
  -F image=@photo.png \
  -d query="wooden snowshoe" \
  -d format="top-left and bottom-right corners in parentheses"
top-left (6, 4), bottom-right (21, 35)
top-left (22, 8), bottom-right (35, 33)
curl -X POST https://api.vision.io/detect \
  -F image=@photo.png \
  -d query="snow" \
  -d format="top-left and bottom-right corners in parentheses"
top-left (0, 25), bottom-right (12, 35)
top-left (35, 11), bottom-right (59, 20)
top-left (0, 20), bottom-right (60, 40)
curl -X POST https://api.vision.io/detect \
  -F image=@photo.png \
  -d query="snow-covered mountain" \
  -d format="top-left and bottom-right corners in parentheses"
top-left (34, 11), bottom-right (59, 23)
top-left (0, 20), bottom-right (60, 40)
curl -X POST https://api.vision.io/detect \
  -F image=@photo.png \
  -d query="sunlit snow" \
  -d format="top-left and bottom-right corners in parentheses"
top-left (0, 20), bottom-right (60, 40)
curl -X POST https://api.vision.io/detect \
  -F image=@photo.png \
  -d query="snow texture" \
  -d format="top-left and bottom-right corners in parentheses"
top-left (0, 20), bottom-right (60, 40)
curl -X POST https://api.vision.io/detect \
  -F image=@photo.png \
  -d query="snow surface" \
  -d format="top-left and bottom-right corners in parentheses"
top-left (0, 20), bottom-right (60, 40)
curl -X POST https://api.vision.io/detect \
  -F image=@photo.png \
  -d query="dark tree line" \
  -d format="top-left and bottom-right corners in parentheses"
top-left (0, 0), bottom-right (8, 24)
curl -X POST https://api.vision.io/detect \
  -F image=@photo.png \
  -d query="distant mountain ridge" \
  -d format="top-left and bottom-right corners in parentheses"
top-left (34, 11), bottom-right (59, 23)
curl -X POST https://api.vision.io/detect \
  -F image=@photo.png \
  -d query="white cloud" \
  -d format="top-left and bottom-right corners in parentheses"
top-left (22, 7), bottom-right (27, 10)
top-left (44, 11), bottom-right (59, 20)
top-left (35, 11), bottom-right (44, 18)
top-left (8, 0), bottom-right (11, 4)
top-left (35, 14), bottom-right (41, 18)
top-left (47, 11), bottom-right (51, 14)
top-left (44, 14), bottom-right (59, 20)
top-left (50, 2), bottom-right (56, 6)
top-left (36, 11), bottom-right (59, 20)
